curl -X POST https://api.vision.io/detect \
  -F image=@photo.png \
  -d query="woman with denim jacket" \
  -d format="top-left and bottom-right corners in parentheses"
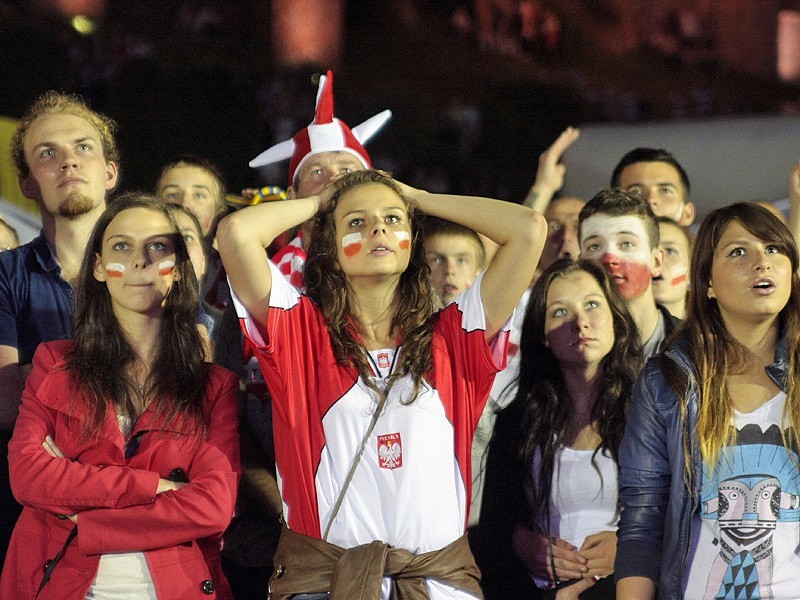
top-left (616, 202), bottom-right (800, 599)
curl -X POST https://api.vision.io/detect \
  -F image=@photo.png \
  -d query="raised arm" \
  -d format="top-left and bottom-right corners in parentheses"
top-left (216, 196), bottom-right (320, 330)
top-left (521, 127), bottom-right (580, 212)
top-left (788, 160), bottom-right (800, 247)
top-left (401, 184), bottom-right (546, 338)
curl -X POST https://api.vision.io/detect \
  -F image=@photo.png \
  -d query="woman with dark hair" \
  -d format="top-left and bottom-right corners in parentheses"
top-left (477, 259), bottom-right (641, 600)
top-left (616, 203), bottom-right (800, 599)
top-left (217, 169), bottom-right (546, 598)
top-left (0, 194), bottom-right (240, 599)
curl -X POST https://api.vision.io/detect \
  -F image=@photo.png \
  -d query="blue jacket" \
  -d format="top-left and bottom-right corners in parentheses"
top-left (614, 330), bottom-right (789, 598)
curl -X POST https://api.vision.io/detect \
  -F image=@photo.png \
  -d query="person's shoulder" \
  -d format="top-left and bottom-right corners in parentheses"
top-left (27, 341), bottom-right (75, 392)
top-left (36, 339), bottom-right (73, 361)
top-left (641, 352), bottom-right (672, 382)
top-left (436, 272), bottom-right (486, 331)
top-left (638, 350), bottom-right (689, 410)
top-left (0, 235), bottom-right (52, 277)
top-left (205, 362), bottom-right (239, 388)
top-left (0, 239), bottom-right (34, 267)
top-left (657, 304), bottom-right (682, 333)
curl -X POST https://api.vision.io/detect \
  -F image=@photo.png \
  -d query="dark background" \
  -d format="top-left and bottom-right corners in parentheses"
top-left (2, 0), bottom-right (798, 202)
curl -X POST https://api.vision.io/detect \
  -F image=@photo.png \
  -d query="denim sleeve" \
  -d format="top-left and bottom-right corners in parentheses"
top-left (615, 361), bottom-right (674, 584)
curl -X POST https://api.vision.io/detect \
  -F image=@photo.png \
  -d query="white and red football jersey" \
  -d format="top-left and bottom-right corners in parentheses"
top-left (233, 262), bottom-right (509, 599)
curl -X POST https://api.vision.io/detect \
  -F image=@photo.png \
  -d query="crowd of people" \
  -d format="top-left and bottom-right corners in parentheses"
top-left (1, 71), bottom-right (800, 600)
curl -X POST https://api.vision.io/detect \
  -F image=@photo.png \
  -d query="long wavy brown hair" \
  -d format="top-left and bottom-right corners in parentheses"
top-left (669, 202), bottom-right (800, 481)
top-left (304, 170), bottom-right (437, 403)
top-left (498, 258), bottom-right (642, 531)
top-left (68, 193), bottom-right (208, 438)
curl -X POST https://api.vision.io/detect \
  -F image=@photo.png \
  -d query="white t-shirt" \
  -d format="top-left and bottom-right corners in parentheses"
top-left (684, 391), bottom-right (800, 600)
top-left (549, 446), bottom-right (619, 548)
top-left (531, 445), bottom-right (619, 589)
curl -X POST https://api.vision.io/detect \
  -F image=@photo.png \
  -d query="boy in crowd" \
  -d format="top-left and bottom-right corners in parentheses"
top-left (611, 147), bottom-right (696, 226)
top-left (579, 188), bottom-right (680, 359)
top-left (422, 217), bottom-right (497, 533)
top-left (157, 155), bottom-right (231, 309)
top-left (424, 217), bottom-right (486, 305)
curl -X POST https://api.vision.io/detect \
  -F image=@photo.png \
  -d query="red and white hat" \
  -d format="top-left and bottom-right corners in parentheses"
top-left (249, 71), bottom-right (392, 185)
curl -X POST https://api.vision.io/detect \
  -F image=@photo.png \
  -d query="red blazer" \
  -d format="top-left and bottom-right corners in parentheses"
top-left (0, 340), bottom-right (240, 599)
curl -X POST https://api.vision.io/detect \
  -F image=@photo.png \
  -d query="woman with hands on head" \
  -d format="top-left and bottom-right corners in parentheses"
top-left (216, 169), bottom-right (546, 599)
top-left (0, 194), bottom-right (240, 600)
top-left (476, 258), bottom-right (642, 600)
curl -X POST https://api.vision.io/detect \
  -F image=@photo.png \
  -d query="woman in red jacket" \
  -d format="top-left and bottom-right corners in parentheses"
top-left (0, 194), bottom-right (240, 599)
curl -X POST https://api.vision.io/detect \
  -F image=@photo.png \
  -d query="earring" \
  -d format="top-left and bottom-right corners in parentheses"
top-left (98, 274), bottom-right (105, 280)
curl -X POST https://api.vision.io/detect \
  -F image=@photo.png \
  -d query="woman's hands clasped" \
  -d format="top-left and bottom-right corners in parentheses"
top-left (511, 523), bottom-right (616, 594)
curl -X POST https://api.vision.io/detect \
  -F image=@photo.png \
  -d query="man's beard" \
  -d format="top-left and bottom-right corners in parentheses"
top-left (58, 190), bottom-right (95, 218)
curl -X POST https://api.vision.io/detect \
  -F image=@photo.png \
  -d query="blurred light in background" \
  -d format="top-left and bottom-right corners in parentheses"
top-left (45, 0), bottom-right (105, 17)
top-left (71, 15), bottom-right (97, 35)
top-left (272, 0), bottom-right (342, 68)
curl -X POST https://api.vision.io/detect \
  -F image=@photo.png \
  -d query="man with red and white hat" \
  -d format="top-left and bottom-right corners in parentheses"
top-left (249, 71), bottom-right (391, 288)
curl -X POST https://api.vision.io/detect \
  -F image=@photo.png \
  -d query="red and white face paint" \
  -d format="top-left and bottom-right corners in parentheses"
top-left (95, 207), bottom-right (180, 318)
top-left (580, 214), bottom-right (657, 301)
top-left (105, 262), bottom-right (125, 278)
top-left (333, 182), bottom-right (413, 279)
top-left (158, 259), bottom-right (176, 276)
top-left (652, 221), bottom-right (690, 314)
top-left (341, 232), bottom-right (362, 258)
top-left (395, 230), bottom-right (410, 250)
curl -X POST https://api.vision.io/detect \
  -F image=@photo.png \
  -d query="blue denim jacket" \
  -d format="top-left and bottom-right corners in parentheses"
top-left (615, 331), bottom-right (788, 598)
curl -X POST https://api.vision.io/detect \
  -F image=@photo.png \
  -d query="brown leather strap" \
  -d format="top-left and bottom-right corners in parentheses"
top-left (322, 389), bottom-right (387, 541)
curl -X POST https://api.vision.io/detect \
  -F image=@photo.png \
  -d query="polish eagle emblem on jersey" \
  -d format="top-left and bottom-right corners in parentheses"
top-left (377, 433), bottom-right (403, 469)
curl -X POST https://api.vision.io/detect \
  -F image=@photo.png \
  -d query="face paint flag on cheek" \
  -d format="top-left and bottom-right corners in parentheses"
top-left (395, 230), bottom-right (410, 250)
top-left (158, 260), bottom-right (176, 276)
top-left (106, 262), bottom-right (125, 278)
top-left (342, 232), bottom-right (362, 257)
top-left (671, 273), bottom-right (688, 287)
